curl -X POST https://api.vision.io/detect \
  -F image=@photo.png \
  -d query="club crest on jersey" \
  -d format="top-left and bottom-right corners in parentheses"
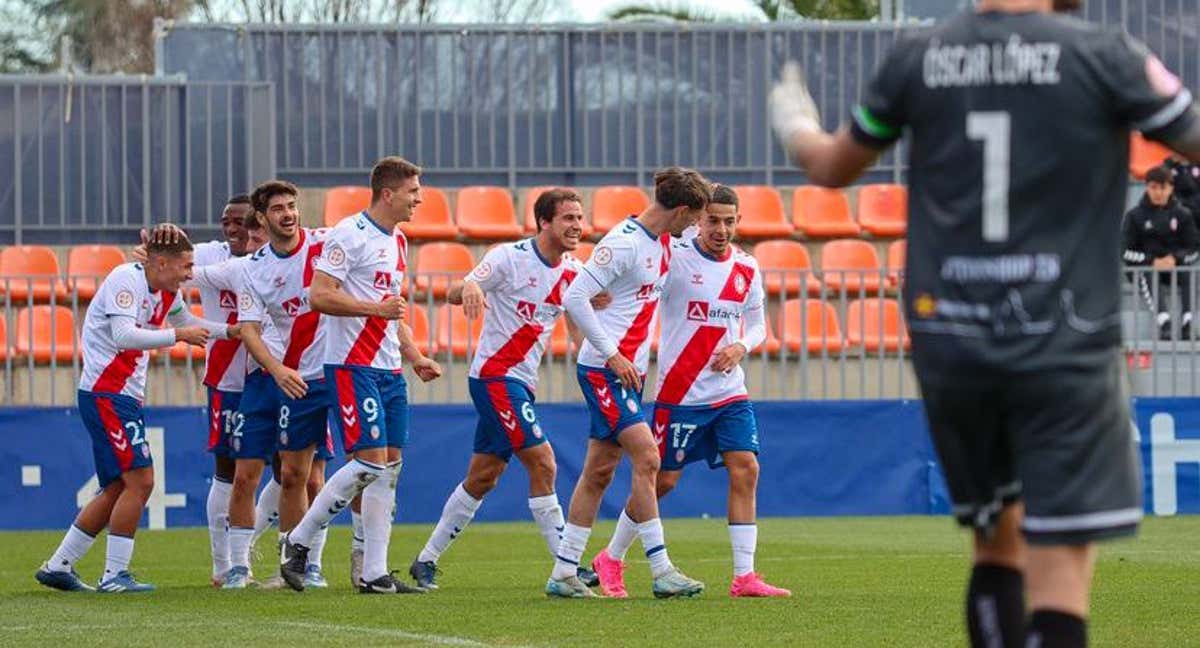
top-left (369, 425), bottom-right (381, 440)
top-left (687, 301), bottom-right (709, 322)
top-left (635, 284), bottom-right (655, 301)
top-left (626, 398), bottom-right (639, 413)
top-left (219, 290), bottom-right (237, 309)
top-left (516, 300), bottom-right (537, 322)
top-left (473, 262), bottom-right (493, 280)
top-left (282, 296), bottom-right (303, 317)
top-left (593, 246), bottom-right (613, 266)
top-left (373, 271), bottom-right (391, 291)
top-left (675, 449), bottom-right (686, 463)
top-left (325, 246), bottom-right (346, 268)
top-left (279, 431), bottom-right (289, 446)
top-left (239, 292), bottom-right (254, 311)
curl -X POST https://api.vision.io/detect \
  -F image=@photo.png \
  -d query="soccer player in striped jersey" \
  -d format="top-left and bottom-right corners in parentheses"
top-left (601, 185), bottom-right (790, 598)
top-left (546, 167), bottom-right (710, 599)
top-left (281, 156), bottom-right (442, 594)
top-left (408, 188), bottom-right (590, 590)
top-left (36, 233), bottom-right (232, 593)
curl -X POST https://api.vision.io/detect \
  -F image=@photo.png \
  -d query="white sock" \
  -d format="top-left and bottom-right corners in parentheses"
top-left (527, 493), bottom-right (565, 557)
top-left (47, 524), bottom-right (96, 572)
top-left (289, 460), bottom-right (382, 548)
top-left (103, 534), bottom-right (135, 579)
top-left (637, 518), bottom-right (673, 578)
top-left (351, 510), bottom-right (364, 551)
top-left (228, 527), bottom-right (254, 570)
top-left (606, 509), bottom-right (639, 561)
top-left (361, 462), bottom-right (401, 582)
top-left (551, 523), bottom-right (591, 580)
top-left (418, 483), bottom-right (482, 563)
top-left (729, 524), bottom-right (757, 577)
top-left (252, 479), bottom-right (281, 543)
top-left (308, 524), bottom-right (328, 569)
top-left (207, 478), bottom-right (232, 577)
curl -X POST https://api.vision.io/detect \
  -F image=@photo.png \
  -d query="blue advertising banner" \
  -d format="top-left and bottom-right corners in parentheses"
top-left (1, 400), bottom-right (948, 530)
top-left (1132, 398), bottom-right (1200, 516)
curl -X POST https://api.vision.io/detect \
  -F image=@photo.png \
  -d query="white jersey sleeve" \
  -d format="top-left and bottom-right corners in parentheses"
top-left (313, 224), bottom-right (356, 284)
top-left (579, 235), bottom-right (638, 291)
top-left (237, 261), bottom-right (269, 324)
top-left (100, 267), bottom-right (142, 319)
top-left (466, 245), bottom-right (512, 291)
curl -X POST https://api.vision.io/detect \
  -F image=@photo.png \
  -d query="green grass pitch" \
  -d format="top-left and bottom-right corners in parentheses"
top-left (0, 516), bottom-right (1197, 646)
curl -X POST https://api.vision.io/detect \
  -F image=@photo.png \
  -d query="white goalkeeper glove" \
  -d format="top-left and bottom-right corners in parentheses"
top-left (769, 61), bottom-right (822, 148)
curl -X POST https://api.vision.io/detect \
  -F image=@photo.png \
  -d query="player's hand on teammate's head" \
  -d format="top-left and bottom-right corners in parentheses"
top-left (590, 291), bottom-right (613, 311)
top-left (462, 281), bottom-right (488, 320)
top-left (412, 357), bottom-right (442, 383)
top-left (271, 366), bottom-right (308, 400)
top-left (175, 326), bottom-right (210, 347)
top-left (710, 342), bottom-right (748, 374)
top-left (376, 294), bottom-right (407, 320)
top-left (148, 223), bottom-right (187, 245)
top-left (769, 61), bottom-right (822, 148)
top-left (605, 352), bottom-right (642, 392)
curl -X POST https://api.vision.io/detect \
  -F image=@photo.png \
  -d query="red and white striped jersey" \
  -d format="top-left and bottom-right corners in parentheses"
top-left (193, 241), bottom-right (248, 391)
top-left (466, 239), bottom-right (582, 391)
top-left (576, 217), bottom-right (671, 374)
top-left (314, 211), bottom-right (408, 370)
top-left (654, 239), bottom-right (765, 407)
top-left (189, 254), bottom-right (284, 376)
top-left (237, 228), bottom-right (329, 381)
top-left (79, 263), bottom-right (186, 400)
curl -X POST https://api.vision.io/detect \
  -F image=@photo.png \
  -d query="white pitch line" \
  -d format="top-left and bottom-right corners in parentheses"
top-left (276, 621), bottom-right (513, 647)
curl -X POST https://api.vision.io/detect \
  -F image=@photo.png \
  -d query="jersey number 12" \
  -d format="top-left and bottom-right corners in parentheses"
top-left (966, 111), bottom-right (1011, 242)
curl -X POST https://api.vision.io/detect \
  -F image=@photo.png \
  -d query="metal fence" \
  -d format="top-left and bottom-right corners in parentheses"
top-left (1, 266), bottom-right (1195, 406)
top-left (159, 23), bottom-right (909, 189)
top-left (0, 76), bottom-right (275, 245)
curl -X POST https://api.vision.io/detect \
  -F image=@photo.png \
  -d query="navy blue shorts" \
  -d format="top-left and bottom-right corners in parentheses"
top-left (651, 399), bottom-right (759, 471)
top-left (575, 365), bottom-right (646, 443)
top-left (468, 377), bottom-right (547, 461)
top-left (78, 390), bottom-right (153, 488)
top-left (234, 370), bottom-right (278, 461)
top-left (326, 365), bottom-right (409, 452)
top-left (206, 387), bottom-right (242, 457)
top-left (277, 378), bottom-right (330, 453)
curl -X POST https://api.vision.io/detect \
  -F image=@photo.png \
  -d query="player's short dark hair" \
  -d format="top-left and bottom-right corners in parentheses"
top-left (533, 188), bottom-right (583, 232)
top-left (710, 184), bottom-right (738, 207)
top-left (654, 167), bottom-right (711, 211)
top-left (1146, 165), bottom-right (1173, 185)
top-left (250, 180), bottom-right (299, 215)
top-left (146, 231), bottom-right (194, 257)
top-left (226, 193), bottom-right (251, 207)
top-left (370, 156), bottom-right (423, 203)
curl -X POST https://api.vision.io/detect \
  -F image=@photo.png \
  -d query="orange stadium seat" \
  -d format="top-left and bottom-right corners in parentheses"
top-left (792, 186), bottom-right (860, 238)
top-left (753, 240), bottom-right (821, 296)
top-left (406, 303), bottom-right (435, 356)
top-left (523, 186), bottom-right (593, 237)
top-left (400, 187), bottom-right (458, 240)
top-left (414, 242), bottom-right (475, 298)
top-left (68, 245), bottom-right (127, 300)
top-left (845, 299), bottom-right (910, 353)
top-left (820, 239), bottom-right (885, 295)
top-left (886, 240), bottom-right (906, 287)
top-left (168, 304), bottom-right (207, 361)
top-left (1130, 132), bottom-right (1174, 180)
top-left (779, 299), bottom-right (843, 355)
top-left (0, 317), bottom-right (8, 362)
top-left (857, 184), bottom-right (908, 237)
top-left (571, 242), bottom-right (595, 264)
top-left (14, 305), bottom-right (78, 363)
top-left (435, 304), bottom-right (484, 358)
top-left (732, 185), bottom-right (793, 238)
top-left (550, 317), bottom-right (572, 357)
top-left (323, 186), bottom-right (372, 228)
top-left (591, 186), bottom-right (650, 234)
top-left (457, 186), bottom-right (523, 240)
top-left (0, 245), bottom-right (67, 303)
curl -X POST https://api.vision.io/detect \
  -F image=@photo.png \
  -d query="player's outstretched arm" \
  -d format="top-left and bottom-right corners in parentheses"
top-left (309, 271), bottom-right (405, 320)
top-left (166, 301), bottom-right (230, 340)
top-left (110, 314), bottom-right (183, 350)
top-left (770, 62), bottom-right (881, 187)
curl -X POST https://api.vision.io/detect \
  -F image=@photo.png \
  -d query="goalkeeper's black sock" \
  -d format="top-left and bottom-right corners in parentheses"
top-left (1026, 610), bottom-right (1087, 648)
top-left (966, 563), bottom-right (1025, 648)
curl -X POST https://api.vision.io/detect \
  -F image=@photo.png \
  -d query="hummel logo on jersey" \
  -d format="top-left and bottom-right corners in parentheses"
top-left (274, 276), bottom-right (286, 288)
top-left (653, 422), bottom-right (667, 445)
top-left (516, 301), bottom-right (536, 323)
top-left (377, 248), bottom-right (387, 259)
top-left (282, 297), bottom-right (303, 317)
top-left (450, 526), bottom-right (462, 539)
top-left (108, 427), bottom-right (128, 451)
top-left (687, 301), bottom-right (709, 322)
top-left (644, 257), bottom-right (654, 269)
top-left (621, 224), bottom-right (637, 235)
top-left (596, 385), bottom-right (614, 408)
top-left (499, 409), bottom-right (518, 431)
top-left (691, 273), bottom-right (704, 285)
top-left (527, 277), bottom-right (538, 288)
top-left (373, 271), bottom-right (391, 291)
top-left (515, 242), bottom-right (528, 251)
top-left (341, 403), bottom-right (358, 427)
top-left (219, 290), bottom-right (237, 309)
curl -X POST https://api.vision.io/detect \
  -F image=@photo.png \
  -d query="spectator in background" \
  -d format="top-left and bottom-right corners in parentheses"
top-left (1164, 154), bottom-right (1200, 219)
top-left (1123, 165), bottom-right (1200, 340)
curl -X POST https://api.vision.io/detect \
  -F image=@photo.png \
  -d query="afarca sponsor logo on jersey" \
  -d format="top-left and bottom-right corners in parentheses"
top-left (218, 290), bottom-right (237, 310)
top-left (635, 283), bottom-right (658, 301)
top-left (686, 300), bottom-right (740, 323)
top-left (515, 300), bottom-right (537, 323)
top-left (373, 270), bottom-right (392, 291)
top-left (281, 295), bottom-right (309, 317)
